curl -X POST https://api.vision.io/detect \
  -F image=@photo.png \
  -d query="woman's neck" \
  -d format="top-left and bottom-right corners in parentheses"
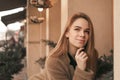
top-left (68, 44), bottom-right (78, 59)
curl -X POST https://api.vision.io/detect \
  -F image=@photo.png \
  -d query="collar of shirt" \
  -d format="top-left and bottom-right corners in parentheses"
top-left (67, 53), bottom-right (77, 69)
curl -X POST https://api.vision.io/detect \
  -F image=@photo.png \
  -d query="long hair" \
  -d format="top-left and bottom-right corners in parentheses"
top-left (50, 12), bottom-right (98, 73)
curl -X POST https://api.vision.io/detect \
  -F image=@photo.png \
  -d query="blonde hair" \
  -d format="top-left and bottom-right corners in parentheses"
top-left (50, 12), bottom-right (98, 72)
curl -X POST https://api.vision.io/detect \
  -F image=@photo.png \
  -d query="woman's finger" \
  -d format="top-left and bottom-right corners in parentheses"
top-left (76, 48), bottom-right (84, 56)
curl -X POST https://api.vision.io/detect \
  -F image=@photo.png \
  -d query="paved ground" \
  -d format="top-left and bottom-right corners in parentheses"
top-left (12, 67), bottom-right (27, 80)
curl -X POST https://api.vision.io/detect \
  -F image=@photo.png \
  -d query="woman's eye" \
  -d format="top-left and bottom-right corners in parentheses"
top-left (74, 28), bottom-right (80, 31)
top-left (85, 30), bottom-right (90, 34)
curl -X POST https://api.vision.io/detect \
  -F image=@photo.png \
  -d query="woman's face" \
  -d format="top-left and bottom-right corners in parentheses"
top-left (66, 18), bottom-right (90, 49)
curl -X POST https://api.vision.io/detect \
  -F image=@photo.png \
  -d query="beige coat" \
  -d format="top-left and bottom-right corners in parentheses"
top-left (29, 53), bottom-right (94, 80)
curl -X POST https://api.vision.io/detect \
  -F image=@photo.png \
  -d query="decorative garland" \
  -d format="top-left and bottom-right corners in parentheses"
top-left (30, 0), bottom-right (53, 8)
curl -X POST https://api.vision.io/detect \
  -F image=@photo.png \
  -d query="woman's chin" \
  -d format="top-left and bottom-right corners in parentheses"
top-left (76, 45), bottom-right (84, 48)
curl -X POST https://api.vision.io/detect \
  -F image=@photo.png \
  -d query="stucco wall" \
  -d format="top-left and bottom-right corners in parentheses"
top-left (49, 0), bottom-right (61, 43)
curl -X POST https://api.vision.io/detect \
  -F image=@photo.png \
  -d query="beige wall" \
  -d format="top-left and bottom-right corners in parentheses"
top-left (49, 0), bottom-right (61, 43)
top-left (68, 0), bottom-right (113, 56)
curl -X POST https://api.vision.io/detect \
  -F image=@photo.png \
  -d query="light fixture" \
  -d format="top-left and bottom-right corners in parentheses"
top-left (38, 8), bottom-right (43, 12)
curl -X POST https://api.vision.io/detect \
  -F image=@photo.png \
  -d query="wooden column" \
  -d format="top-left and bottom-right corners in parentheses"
top-left (114, 0), bottom-right (120, 79)
top-left (26, 1), bottom-right (46, 78)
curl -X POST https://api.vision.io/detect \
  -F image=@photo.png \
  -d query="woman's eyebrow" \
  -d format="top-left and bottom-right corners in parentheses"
top-left (74, 26), bottom-right (82, 28)
top-left (75, 26), bottom-right (90, 30)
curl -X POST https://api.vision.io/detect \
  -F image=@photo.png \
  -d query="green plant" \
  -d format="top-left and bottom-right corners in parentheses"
top-left (41, 39), bottom-right (57, 48)
top-left (36, 40), bottom-right (56, 68)
top-left (96, 49), bottom-right (113, 80)
top-left (0, 37), bottom-right (26, 80)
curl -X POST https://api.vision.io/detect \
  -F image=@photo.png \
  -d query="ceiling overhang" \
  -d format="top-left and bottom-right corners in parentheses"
top-left (1, 10), bottom-right (26, 25)
top-left (0, 0), bottom-right (26, 11)
top-left (0, 0), bottom-right (27, 25)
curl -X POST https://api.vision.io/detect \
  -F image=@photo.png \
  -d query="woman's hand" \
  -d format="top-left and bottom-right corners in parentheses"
top-left (75, 48), bottom-right (88, 71)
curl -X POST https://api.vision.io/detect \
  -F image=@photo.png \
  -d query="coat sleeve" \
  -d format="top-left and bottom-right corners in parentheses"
top-left (46, 57), bottom-right (94, 80)
top-left (73, 66), bottom-right (94, 80)
top-left (28, 69), bottom-right (47, 80)
top-left (46, 57), bottom-right (69, 80)
top-left (29, 73), bottom-right (44, 80)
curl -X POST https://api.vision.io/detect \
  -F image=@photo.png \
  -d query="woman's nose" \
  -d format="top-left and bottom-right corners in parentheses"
top-left (80, 31), bottom-right (85, 37)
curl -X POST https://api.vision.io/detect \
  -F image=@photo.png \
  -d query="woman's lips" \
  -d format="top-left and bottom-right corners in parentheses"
top-left (77, 39), bottom-right (85, 44)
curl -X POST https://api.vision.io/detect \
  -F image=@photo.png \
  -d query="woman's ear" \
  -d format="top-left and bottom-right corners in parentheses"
top-left (65, 32), bottom-right (69, 38)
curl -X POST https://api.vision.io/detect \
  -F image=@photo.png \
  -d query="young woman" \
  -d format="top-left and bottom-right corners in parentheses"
top-left (45, 12), bottom-right (98, 80)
